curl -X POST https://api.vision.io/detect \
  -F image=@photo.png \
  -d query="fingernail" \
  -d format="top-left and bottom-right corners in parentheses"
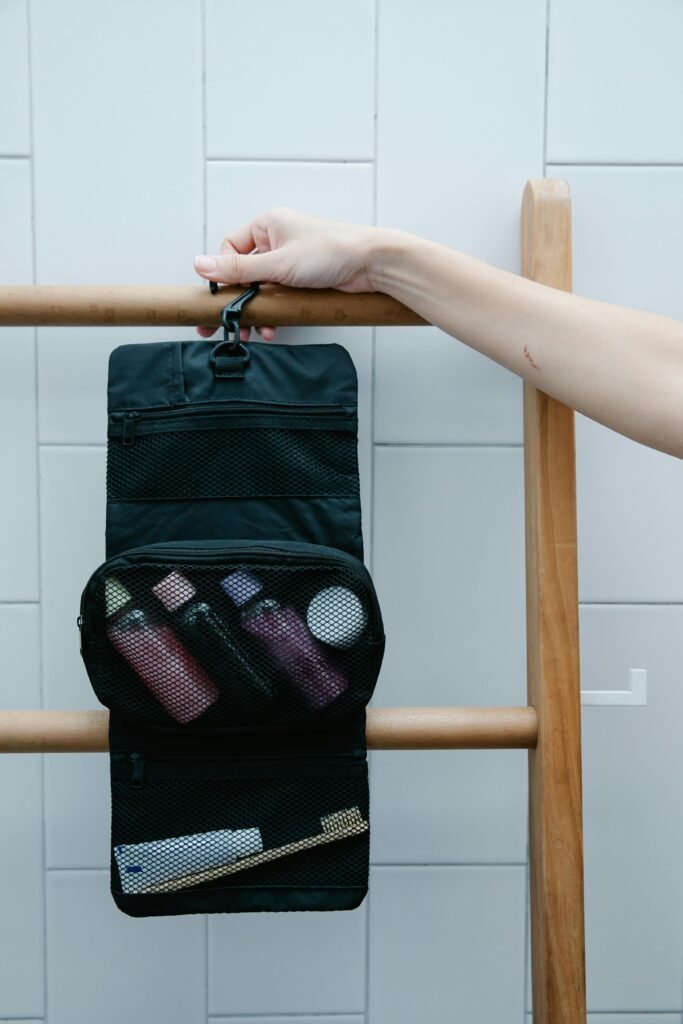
top-left (194, 255), bottom-right (216, 272)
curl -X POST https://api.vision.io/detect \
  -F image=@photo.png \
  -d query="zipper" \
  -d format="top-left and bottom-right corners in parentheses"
top-left (105, 540), bottom-right (383, 635)
top-left (122, 411), bottom-right (138, 445)
top-left (79, 540), bottom-right (385, 663)
top-left (112, 401), bottom-right (353, 445)
top-left (129, 752), bottom-right (145, 788)
top-left (77, 584), bottom-right (90, 652)
top-left (117, 750), bottom-right (362, 786)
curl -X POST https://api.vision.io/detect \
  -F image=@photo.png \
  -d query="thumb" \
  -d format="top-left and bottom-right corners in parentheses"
top-left (194, 249), bottom-right (281, 285)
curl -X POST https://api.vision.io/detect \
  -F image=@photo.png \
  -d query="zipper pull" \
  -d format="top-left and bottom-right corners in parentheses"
top-left (122, 411), bottom-right (139, 446)
top-left (129, 752), bottom-right (145, 787)
top-left (76, 614), bottom-right (84, 656)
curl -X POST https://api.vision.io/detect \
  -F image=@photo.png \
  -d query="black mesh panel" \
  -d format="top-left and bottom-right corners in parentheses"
top-left (107, 427), bottom-right (359, 501)
top-left (111, 762), bottom-right (369, 896)
top-left (86, 558), bottom-right (383, 731)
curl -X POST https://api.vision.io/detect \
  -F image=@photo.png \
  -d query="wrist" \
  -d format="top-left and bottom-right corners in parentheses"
top-left (366, 227), bottom-right (417, 294)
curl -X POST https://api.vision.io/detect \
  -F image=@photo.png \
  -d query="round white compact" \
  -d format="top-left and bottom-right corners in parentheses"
top-left (306, 586), bottom-right (368, 649)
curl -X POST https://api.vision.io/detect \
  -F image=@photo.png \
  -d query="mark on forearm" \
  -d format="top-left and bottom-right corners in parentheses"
top-left (523, 345), bottom-right (540, 371)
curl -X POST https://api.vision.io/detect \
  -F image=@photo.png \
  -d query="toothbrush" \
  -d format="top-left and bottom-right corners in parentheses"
top-left (137, 807), bottom-right (368, 894)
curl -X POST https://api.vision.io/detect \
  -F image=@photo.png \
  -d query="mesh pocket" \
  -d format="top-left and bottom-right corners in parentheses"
top-left (111, 756), bottom-right (369, 898)
top-left (83, 548), bottom-right (384, 731)
top-left (107, 426), bottom-right (359, 501)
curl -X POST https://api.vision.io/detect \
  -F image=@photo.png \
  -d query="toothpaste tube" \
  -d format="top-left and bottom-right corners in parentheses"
top-left (114, 826), bottom-right (263, 894)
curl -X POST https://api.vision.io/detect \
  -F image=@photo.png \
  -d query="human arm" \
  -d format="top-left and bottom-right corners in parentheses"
top-left (194, 207), bottom-right (683, 459)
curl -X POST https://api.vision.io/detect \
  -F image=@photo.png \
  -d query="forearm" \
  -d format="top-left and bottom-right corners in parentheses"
top-left (368, 228), bottom-right (683, 458)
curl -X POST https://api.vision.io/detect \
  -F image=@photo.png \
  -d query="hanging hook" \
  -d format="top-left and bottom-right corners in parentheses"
top-left (208, 282), bottom-right (261, 379)
top-left (219, 282), bottom-right (261, 348)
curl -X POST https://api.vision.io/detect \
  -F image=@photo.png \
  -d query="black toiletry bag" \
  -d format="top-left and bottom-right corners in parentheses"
top-left (78, 335), bottom-right (385, 917)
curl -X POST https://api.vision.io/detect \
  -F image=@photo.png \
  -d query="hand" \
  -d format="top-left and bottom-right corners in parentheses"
top-left (193, 206), bottom-right (382, 340)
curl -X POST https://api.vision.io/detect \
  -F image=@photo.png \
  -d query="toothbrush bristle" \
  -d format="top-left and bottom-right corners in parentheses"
top-left (321, 806), bottom-right (367, 834)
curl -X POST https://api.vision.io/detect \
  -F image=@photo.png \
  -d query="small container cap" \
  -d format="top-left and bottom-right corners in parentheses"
top-left (152, 570), bottom-right (196, 612)
top-left (221, 569), bottom-right (263, 607)
top-left (105, 577), bottom-right (132, 618)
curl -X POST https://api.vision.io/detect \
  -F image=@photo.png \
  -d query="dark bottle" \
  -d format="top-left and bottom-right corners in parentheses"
top-left (151, 570), bottom-right (277, 713)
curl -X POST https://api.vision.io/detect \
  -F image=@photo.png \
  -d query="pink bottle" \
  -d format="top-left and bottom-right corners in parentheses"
top-left (221, 569), bottom-right (349, 709)
top-left (105, 577), bottom-right (219, 724)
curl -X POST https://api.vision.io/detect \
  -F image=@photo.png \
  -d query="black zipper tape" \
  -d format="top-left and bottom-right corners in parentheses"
top-left (110, 401), bottom-right (356, 445)
top-left (112, 751), bottom-right (366, 786)
top-left (81, 539), bottom-right (384, 641)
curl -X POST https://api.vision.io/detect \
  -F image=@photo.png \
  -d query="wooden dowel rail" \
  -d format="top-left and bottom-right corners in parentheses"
top-left (0, 706), bottom-right (537, 753)
top-left (0, 284), bottom-right (427, 327)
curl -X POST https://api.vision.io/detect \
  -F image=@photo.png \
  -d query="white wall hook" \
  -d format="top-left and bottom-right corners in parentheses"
top-left (581, 668), bottom-right (648, 706)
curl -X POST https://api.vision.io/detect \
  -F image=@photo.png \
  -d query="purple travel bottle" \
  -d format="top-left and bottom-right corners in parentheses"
top-left (220, 569), bottom-right (349, 709)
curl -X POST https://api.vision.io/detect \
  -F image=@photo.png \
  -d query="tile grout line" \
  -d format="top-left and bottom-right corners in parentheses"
top-left (24, 0), bottom-right (49, 1018)
top-left (201, 0), bottom-right (208, 258)
top-left (368, 862), bottom-right (528, 869)
top-left (525, 0), bottom-right (551, 1009)
top-left (547, 160), bottom-right (683, 168)
top-left (205, 156), bottom-right (374, 165)
top-left (205, 1015), bottom-right (367, 1020)
top-left (206, 1015), bottom-right (367, 1020)
top-left (580, 601), bottom-right (683, 607)
top-left (374, 441), bottom-right (524, 448)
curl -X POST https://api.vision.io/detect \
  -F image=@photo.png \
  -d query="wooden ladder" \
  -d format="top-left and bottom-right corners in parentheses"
top-left (0, 177), bottom-right (586, 1022)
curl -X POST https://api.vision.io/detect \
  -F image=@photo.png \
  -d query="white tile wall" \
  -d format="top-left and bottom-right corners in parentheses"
top-left (369, 866), bottom-right (526, 1023)
top-left (30, 0), bottom-right (203, 285)
top-left (547, 0), bottom-right (683, 163)
top-left (206, 0), bottom-right (375, 160)
top-left (39, 446), bottom-right (106, 709)
top-left (208, 904), bottom-right (366, 1016)
top-left (371, 447), bottom-right (527, 865)
top-left (375, 0), bottom-right (545, 447)
top-left (39, 448), bottom-right (110, 869)
top-left (579, 607), bottom-right (683, 1011)
top-left (529, 1017), bottom-right (681, 1024)
top-left (0, 160), bottom-right (39, 601)
top-left (0, 0), bottom-right (31, 155)
top-left (32, 0), bottom-right (204, 447)
top-left (0, 607), bottom-right (44, 1018)
top-left (46, 872), bottom-right (205, 1024)
top-left (213, 1019), bottom-right (363, 1024)
top-left (527, 607), bottom-right (683, 1015)
top-left (548, 167), bottom-right (683, 602)
top-left (375, 324), bottom-right (524, 445)
top-left (376, 0), bottom-right (546, 249)
top-left (0, 2), bottom-right (682, 1021)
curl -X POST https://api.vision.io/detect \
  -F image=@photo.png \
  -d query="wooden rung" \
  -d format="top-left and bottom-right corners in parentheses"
top-left (0, 706), bottom-right (537, 753)
top-left (0, 284), bottom-right (426, 327)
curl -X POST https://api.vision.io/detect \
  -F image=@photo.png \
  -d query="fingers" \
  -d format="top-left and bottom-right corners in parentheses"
top-left (194, 208), bottom-right (290, 337)
top-left (196, 325), bottom-right (217, 339)
top-left (194, 326), bottom-right (277, 340)
top-left (194, 246), bottom-right (282, 285)
top-left (194, 324), bottom-right (253, 341)
top-left (219, 223), bottom-right (262, 257)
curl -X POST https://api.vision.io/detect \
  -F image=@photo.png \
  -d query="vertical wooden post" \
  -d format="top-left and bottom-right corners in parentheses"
top-left (522, 179), bottom-right (587, 1021)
